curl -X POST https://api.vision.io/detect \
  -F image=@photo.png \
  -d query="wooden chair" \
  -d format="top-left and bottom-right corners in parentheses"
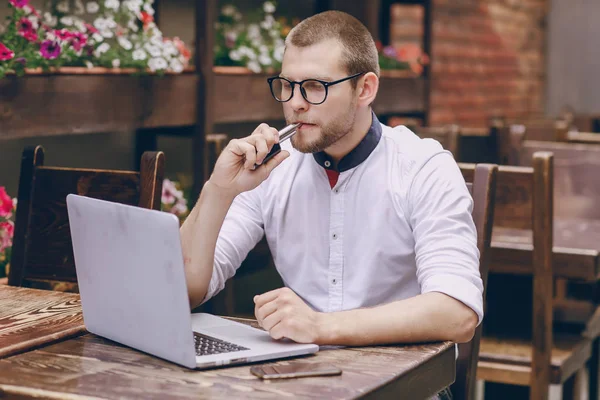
top-left (8, 146), bottom-right (165, 291)
top-left (452, 163), bottom-right (498, 400)
top-left (473, 152), bottom-right (592, 399)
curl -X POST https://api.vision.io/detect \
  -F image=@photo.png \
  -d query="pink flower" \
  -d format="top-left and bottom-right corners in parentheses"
top-left (17, 17), bottom-right (38, 42)
top-left (0, 221), bottom-right (14, 254)
top-left (0, 188), bottom-right (13, 218)
top-left (161, 179), bottom-right (183, 205)
top-left (0, 43), bottom-right (15, 61)
top-left (9, 0), bottom-right (29, 8)
top-left (70, 32), bottom-right (87, 52)
top-left (40, 40), bottom-right (61, 60)
top-left (54, 29), bottom-right (73, 41)
top-left (84, 23), bottom-right (98, 34)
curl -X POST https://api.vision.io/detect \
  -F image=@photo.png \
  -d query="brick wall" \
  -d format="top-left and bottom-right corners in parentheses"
top-left (390, 0), bottom-right (548, 128)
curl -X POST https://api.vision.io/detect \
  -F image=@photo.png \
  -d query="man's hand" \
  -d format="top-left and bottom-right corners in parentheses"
top-left (254, 287), bottom-right (324, 344)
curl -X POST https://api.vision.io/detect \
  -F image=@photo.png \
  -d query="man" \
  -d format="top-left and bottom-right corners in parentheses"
top-left (181, 9), bottom-right (481, 357)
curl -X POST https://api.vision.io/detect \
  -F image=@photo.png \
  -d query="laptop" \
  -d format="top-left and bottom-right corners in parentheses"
top-left (66, 194), bottom-right (319, 370)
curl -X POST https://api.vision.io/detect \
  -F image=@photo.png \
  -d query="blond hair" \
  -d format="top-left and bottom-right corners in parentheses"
top-left (285, 10), bottom-right (380, 86)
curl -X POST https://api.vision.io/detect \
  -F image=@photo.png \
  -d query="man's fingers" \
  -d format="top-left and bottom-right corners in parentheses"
top-left (262, 310), bottom-right (283, 333)
top-left (255, 299), bottom-right (278, 325)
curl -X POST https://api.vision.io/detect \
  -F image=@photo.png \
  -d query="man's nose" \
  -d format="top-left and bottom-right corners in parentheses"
top-left (289, 86), bottom-right (309, 112)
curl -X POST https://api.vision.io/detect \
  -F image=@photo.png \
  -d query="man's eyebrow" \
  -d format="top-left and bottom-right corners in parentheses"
top-left (279, 75), bottom-right (334, 82)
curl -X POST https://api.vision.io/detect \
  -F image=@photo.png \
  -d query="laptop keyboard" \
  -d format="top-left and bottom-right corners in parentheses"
top-left (193, 332), bottom-right (249, 356)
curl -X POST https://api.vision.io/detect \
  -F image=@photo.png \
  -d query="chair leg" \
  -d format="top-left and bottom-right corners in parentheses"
top-left (590, 339), bottom-right (600, 400)
top-left (549, 383), bottom-right (562, 400)
top-left (475, 380), bottom-right (485, 400)
top-left (562, 367), bottom-right (590, 400)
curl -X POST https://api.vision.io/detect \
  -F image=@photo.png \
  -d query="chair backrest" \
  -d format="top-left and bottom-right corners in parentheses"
top-left (451, 163), bottom-right (498, 400)
top-left (415, 125), bottom-right (461, 159)
top-left (8, 146), bottom-right (165, 290)
top-left (463, 152), bottom-right (554, 398)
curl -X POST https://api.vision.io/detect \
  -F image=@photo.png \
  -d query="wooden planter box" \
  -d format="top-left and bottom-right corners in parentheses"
top-left (0, 66), bottom-right (425, 140)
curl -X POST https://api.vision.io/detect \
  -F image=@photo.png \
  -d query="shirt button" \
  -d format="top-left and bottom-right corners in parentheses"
top-left (324, 161), bottom-right (331, 168)
top-left (332, 279), bottom-right (337, 284)
top-left (334, 188), bottom-right (339, 194)
top-left (332, 233), bottom-right (338, 240)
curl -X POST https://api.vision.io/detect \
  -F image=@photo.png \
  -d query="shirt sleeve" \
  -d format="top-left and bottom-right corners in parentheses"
top-left (202, 186), bottom-right (265, 303)
top-left (407, 151), bottom-right (484, 325)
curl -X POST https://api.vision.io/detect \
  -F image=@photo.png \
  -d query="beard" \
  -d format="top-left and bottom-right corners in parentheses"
top-left (287, 99), bottom-right (358, 154)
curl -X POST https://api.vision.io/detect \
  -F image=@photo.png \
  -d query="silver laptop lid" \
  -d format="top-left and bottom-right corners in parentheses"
top-left (66, 194), bottom-right (197, 368)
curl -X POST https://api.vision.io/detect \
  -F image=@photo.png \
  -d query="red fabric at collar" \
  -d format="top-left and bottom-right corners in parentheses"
top-left (325, 169), bottom-right (340, 189)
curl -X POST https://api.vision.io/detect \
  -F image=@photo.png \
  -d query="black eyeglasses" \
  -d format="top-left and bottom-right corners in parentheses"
top-left (267, 72), bottom-right (366, 105)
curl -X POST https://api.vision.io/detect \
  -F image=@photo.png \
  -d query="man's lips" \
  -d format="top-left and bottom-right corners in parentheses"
top-left (296, 123), bottom-right (317, 129)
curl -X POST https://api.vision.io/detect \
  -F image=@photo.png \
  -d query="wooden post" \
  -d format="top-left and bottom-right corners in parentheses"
top-left (193, 0), bottom-right (216, 199)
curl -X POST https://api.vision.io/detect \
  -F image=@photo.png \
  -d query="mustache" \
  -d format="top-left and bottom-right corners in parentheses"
top-left (286, 116), bottom-right (318, 125)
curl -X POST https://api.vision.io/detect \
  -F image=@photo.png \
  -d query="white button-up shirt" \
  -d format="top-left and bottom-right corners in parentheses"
top-left (204, 114), bottom-right (484, 324)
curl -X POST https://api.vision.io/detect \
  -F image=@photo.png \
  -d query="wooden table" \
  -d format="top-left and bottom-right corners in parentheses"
top-left (0, 285), bottom-right (85, 359)
top-left (0, 311), bottom-right (456, 399)
top-left (491, 217), bottom-right (600, 281)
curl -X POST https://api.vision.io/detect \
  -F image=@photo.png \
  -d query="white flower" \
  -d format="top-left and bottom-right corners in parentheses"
top-left (60, 16), bottom-right (74, 26)
top-left (258, 54), bottom-right (271, 66)
top-left (118, 37), bottom-right (133, 50)
top-left (124, 0), bottom-right (142, 13)
top-left (112, 59), bottom-right (121, 68)
top-left (148, 57), bottom-right (168, 72)
top-left (23, 5), bottom-right (32, 14)
top-left (247, 60), bottom-right (261, 73)
top-left (247, 24), bottom-right (260, 40)
top-left (273, 44), bottom-right (284, 62)
top-left (229, 50), bottom-right (241, 61)
top-left (105, 0), bottom-right (120, 11)
top-left (100, 29), bottom-right (114, 38)
top-left (92, 33), bottom-right (104, 43)
top-left (169, 58), bottom-right (184, 73)
top-left (45, 31), bottom-right (57, 41)
top-left (94, 43), bottom-right (111, 57)
top-left (44, 12), bottom-right (57, 27)
top-left (27, 16), bottom-right (39, 30)
top-left (259, 45), bottom-right (268, 55)
top-left (56, 1), bottom-right (69, 13)
top-left (133, 49), bottom-right (147, 60)
top-left (127, 19), bottom-right (139, 32)
top-left (143, 3), bottom-right (155, 15)
top-left (150, 35), bottom-right (163, 47)
top-left (74, 0), bottom-right (85, 14)
top-left (85, 61), bottom-right (94, 69)
top-left (162, 42), bottom-right (178, 57)
top-left (263, 1), bottom-right (275, 13)
top-left (234, 11), bottom-right (242, 21)
top-left (269, 28), bottom-right (280, 39)
top-left (87, 2), bottom-right (100, 13)
top-left (261, 15), bottom-right (275, 30)
top-left (93, 17), bottom-right (114, 31)
top-left (145, 44), bottom-right (162, 57)
top-left (74, 20), bottom-right (86, 32)
top-left (221, 5), bottom-right (236, 16)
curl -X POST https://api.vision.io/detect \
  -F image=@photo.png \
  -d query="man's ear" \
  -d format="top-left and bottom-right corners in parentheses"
top-left (357, 72), bottom-right (379, 107)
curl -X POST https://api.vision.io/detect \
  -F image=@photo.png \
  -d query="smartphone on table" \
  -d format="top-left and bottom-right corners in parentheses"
top-left (250, 362), bottom-right (342, 380)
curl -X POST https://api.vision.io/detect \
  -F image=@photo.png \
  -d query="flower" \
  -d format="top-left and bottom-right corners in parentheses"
top-left (105, 0), bottom-right (120, 11)
top-left (56, 1), bottom-right (69, 13)
top-left (55, 29), bottom-right (73, 41)
top-left (86, 2), bottom-right (100, 14)
top-left (1, 0), bottom-right (191, 77)
top-left (263, 1), bottom-right (275, 13)
top-left (40, 40), bottom-right (61, 59)
top-left (70, 32), bottom-right (88, 51)
top-left (9, 0), bottom-right (29, 9)
top-left (148, 57), bottom-right (167, 71)
top-left (0, 43), bottom-right (15, 61)
top-left (161, 179), bottom-right (189, 220)
top-left (0, 188), bottom-right (13, 218)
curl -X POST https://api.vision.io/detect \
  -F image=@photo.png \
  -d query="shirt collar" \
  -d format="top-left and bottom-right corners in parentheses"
top-left (312, 110), bottom-right (383, 172)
